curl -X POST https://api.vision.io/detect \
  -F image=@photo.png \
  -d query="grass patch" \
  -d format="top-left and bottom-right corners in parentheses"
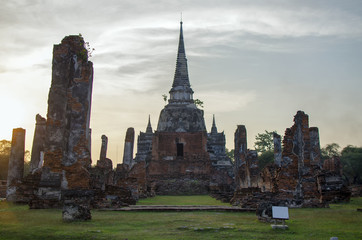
top-left (0, 197), bottom-right (361, 240)
top-left (137, 195), bottom-right (231, 206)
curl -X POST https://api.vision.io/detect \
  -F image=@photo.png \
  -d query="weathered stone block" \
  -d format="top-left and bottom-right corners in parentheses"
top-left (62, 190), bottom-right (93, 221)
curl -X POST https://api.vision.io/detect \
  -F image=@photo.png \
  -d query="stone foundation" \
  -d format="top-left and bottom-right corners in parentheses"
top-left (62, 190), bottom-right (93, 221)
top-left (317, 171), bottom-right (351, 203)
top-left (150, 176), bottom-right (210, 195)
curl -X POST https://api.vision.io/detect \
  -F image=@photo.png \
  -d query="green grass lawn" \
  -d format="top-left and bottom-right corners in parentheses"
top-left (0, 196), bottom-right (361, 240)
top-left (137, 195), bottom-right (231, 206)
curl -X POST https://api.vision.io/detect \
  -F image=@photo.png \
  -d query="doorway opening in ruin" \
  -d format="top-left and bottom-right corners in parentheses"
top-left (177, 143), bottom-right (184, 157)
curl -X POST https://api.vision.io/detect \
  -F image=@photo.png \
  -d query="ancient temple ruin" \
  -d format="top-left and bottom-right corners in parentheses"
top-left (127, 21), bottom-right (233, 196)
top-left (4, 22), bottom-right (352, 222)
top-left (145, 21), bottom-right (211, 194)
top-left (232, 111), bottom-right (350, 211)
top-left (207, 116), bottom-right (235, 201)
top-left (134, 116), bottom-right (153, 163)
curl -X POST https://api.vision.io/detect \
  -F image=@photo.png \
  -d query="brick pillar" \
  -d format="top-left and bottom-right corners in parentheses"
top-left (88, 128), bottom-right (92, 162)
top-left (30, 114), bottom-right (46, 172)
top-left (273, 132), bottom-right (282, 167)
top-left (99, 135), bottom-right (108, 161)
top-left (309, 127), bottom-right (321, 168)
top-left (6, 128), bottom-right (25, 202)
top-left (123, 128), bottom-right (135, 168)
top-left (234, 125), bottom-right (247, 189)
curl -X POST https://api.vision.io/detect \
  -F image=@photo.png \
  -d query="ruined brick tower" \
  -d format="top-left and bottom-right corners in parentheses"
top-left (147, 21), bottom-right (212, 195)
top-left (32, 35), bottom-right (94, 221)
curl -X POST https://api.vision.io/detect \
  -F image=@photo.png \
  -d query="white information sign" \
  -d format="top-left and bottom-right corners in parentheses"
top-left (272, 206), bottom-right (289, 220)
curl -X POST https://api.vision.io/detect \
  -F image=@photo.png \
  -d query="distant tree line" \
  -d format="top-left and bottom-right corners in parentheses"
top-left (0, 140), bottom-right (11, 180)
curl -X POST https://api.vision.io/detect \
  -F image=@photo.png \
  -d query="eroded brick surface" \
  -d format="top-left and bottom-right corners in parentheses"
top-left (232, 111), bottom-right (350, 209)
top-left (234, 125), bottom-right (259, 189)
top-left (147, 132), bottom-right (212, 195)
top-left (30, 35), bottom-right (93, 221)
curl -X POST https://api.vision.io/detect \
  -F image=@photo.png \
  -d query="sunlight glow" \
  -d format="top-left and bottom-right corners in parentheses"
top-left (0, 94), bottom-right (28, 140)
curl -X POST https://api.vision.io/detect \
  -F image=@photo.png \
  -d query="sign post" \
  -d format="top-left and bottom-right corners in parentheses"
top-left (271, 206), bottom-right (289, 229)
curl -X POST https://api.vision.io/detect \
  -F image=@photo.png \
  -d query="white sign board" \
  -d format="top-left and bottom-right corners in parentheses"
top-left (272, 206), bottom-right (289, 220)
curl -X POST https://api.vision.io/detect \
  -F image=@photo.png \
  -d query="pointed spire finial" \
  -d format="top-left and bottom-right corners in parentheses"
top-left (168, 19), bottom-right (194, 105)
top-left (211, 114), bottom-right (218, 134)
top-left (181, 12), bottom-right (183, 24)
top-left (146, 115), bottom-right (153, 133)
top-left (173, 19), bottom-right (188, 87)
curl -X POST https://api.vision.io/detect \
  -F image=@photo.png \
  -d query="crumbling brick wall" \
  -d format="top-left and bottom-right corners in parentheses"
top-left (234, 125), bottom-right (259, 189)
top-left (233, 111), bottom-right (349, 208)
top-left (147, 131), bottom-right (211, 195)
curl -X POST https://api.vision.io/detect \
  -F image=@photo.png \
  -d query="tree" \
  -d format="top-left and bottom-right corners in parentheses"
top-left (258, 150), bottom-right (274, 170)
top-left (0, 140), bottom-right (11, 180)
top-left (225, 148), bottom-right (234, 163)
top-left (254, 130), bottom-right (277, 154)
top-left (162, 94), bottom-right (167, 105)
top-left (194, 99), bottom-right (204, 108)
top-left (321, 143), bottom-right (340, 160)
top-left (340, 145), bottom-right (362, 185)
top-left (321, 143), bottom-right (362, 185)
top-left (254, 130), bottom-right (279, 170)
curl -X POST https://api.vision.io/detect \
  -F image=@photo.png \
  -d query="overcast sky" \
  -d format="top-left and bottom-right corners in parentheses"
top-left (1, 0), bottom-right (361, 165)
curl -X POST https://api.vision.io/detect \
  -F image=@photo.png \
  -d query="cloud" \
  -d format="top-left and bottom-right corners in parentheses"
top-left (197, 90), bottom-right (256, 113)
top-left (0, 65), bottom-right (7, 73)
top-left (1, 0), bottom-right (362, 161)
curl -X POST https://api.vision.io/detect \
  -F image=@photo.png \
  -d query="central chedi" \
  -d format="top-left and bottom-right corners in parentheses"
top-left (157, 21), bottom-right (206, 133)
top-left (147, 21), bottom-right (214, 195)
top-left (130, 21), bottom-right (234, 197)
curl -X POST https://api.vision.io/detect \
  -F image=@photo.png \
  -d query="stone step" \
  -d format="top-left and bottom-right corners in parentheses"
top-left (99, 205), bottom-right (256, 212)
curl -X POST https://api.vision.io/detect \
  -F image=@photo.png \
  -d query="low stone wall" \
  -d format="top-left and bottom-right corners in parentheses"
top-left (317, 171), bottom-right (351, 203)
top-left (91, 185), bottom-right (136, 209)
top-left (150, 176), bottom-right (210, 195)
top-left (209, 184), bottom-right (235, 203)
top-left (349, 185), bottom-right (362, 197)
